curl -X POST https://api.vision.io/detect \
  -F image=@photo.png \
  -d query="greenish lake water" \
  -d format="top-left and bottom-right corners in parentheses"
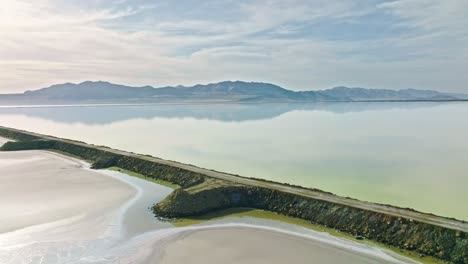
top-left (0, 102), bottom-right (467, 220)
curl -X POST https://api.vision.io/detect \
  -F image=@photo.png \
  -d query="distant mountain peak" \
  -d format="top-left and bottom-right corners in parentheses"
top-left (78, 80), bottom-right (108, 85)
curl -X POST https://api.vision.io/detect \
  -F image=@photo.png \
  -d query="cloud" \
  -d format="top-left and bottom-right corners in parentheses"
top-left (378, 0), bottom-right (468, 32)
top-left (0, 0), bottom-right (467, 93)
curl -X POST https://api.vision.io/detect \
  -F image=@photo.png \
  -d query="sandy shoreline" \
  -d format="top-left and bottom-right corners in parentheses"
top-left (143, 225), bottom-right (416, 264)
top-left (0, 145), bottom-right (136, 239)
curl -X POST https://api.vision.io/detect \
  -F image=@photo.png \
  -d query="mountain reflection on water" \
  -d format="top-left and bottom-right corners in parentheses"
top-left (0, 101), bottom-right (467, 221)
top-left (0, 101), bottom-right (446, 124)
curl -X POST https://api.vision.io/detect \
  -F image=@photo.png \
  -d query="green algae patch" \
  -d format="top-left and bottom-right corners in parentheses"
top-left (172, 208), bottom-right (447, 264)
top-left (107, 167), bottom-right (180, 189)
top-left (172, 207), bottom-right (346, 233)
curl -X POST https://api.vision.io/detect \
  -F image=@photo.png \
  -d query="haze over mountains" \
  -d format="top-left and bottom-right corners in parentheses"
top-left (0, 81), bottom-right (466, 105)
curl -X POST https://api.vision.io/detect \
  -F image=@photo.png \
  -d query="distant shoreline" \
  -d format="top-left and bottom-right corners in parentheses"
top-left (1, 80), bottom-right (467, 104)
top-left (0, 98), bottom-right (467, 109)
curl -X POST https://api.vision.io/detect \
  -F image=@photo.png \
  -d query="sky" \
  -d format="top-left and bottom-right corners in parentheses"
top-left (0, 0), bottom-right (467, 93)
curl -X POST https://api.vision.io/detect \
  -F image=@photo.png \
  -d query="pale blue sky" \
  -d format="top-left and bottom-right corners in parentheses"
top-left (0, 0), bottom-right (467, 93)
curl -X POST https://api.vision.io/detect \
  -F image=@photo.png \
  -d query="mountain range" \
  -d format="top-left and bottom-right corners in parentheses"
top-left (0, 81), bottom-right (466, 104)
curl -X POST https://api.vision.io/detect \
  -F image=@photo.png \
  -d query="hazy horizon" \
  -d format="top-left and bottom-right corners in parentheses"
top-left (1, 0), bottom-right (467, 94)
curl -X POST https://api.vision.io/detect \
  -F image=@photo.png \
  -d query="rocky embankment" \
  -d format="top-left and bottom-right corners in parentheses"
top-left (156, 182), bottom-right (468, 263)
top-left (0, 126), bottom-right (466, 263)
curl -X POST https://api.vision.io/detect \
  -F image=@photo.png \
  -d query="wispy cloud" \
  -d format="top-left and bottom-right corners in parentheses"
top-left (0, 0), bottom-right (467, 93)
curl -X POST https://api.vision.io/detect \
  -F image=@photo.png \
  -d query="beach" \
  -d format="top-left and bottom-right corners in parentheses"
top-left (0, 149), bottom-right (135, 236)
top-left (0, 138), bottom-right (139, 262)
top-left (145, 226), bottom-right (415, 264)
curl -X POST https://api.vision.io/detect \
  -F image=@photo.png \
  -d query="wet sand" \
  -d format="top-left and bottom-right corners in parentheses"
top-left (0, 147), bottom-right (136, 238)
top-left (0, 143), bottom-right (177, 263)
top-left (148, 226), bottom-right (415, 264)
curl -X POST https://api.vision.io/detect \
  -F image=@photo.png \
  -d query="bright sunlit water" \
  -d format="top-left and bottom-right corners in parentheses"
top-left (0, 102), bottom-right (467, 220)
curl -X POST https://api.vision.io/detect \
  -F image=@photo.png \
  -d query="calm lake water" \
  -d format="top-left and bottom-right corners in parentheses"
top-left (0, 102), bottom-right (467, 220)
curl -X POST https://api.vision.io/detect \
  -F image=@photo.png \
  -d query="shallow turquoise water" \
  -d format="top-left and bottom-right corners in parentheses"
top-left (0, 102), bottom-right (467, 220)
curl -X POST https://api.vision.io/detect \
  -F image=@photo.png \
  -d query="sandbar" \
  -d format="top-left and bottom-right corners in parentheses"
top-left (150, 226), bottom-right (414, 264)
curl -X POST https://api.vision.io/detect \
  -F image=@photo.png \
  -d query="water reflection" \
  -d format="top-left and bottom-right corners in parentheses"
top-left (0, 101), bottom-right (448, 124)
top-left (0, 102), bottom-right (467, 220)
